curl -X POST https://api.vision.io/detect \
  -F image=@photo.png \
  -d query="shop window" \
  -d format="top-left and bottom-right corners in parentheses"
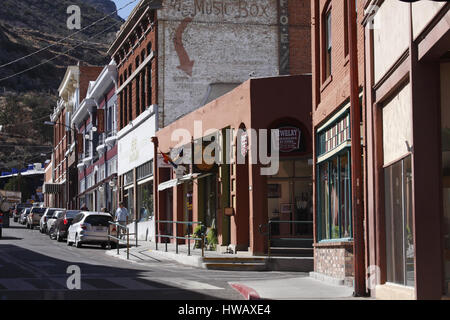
top-left (384, 155), bottom-right (414, 287)
top-left (138, 181), bottom-right (153, 222)
top-left (317, 150), bottom-right (352, 241)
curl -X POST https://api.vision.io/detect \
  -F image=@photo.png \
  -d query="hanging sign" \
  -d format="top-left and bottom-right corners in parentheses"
top-left (279, 127), bottom-right (301, 153)
top-left (97, 109), bottom-right (105, 133)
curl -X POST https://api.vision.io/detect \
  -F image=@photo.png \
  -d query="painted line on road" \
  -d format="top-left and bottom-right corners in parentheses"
top-left (148, 277), bottom-right (224, 290)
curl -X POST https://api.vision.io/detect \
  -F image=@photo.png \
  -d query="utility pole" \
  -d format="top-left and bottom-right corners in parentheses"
top-left (348, 0), bottom-right (366, 297)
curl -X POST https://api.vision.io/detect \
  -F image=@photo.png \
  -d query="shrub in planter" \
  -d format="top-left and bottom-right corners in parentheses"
top-left (206, 228), bottom-right (218, 251)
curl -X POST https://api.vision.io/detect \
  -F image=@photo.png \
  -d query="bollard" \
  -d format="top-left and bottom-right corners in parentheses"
top-left (127, 228), bottom-right (129, 260)
top-left (201, 234), bottom-right (205, 258)
top-left (135, 219), bottom-right (138, 247)
top-left (117, 223), bottom-right (119, 255)
top-left (165, 239), bottom-right (168, 252)
top-left (176, 224), bottom-right (178, 254)
top-left (188, 233), bottom-right (190, 256)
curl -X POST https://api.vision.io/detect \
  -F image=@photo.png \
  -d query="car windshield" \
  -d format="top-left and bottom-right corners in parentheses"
top-left (66, 211), bottom-right (80, 218)
top-left (84, 215), bottom-right (112, 226)
top-left (24, 208), bottom-right (31, 215)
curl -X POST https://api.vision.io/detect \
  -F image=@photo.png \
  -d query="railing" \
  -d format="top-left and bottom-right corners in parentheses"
top-left (108, 216), bottom-right (138, 260)
top-left (155, 220), bottom-right (206, 257)
top-left (259, 220), bottom-right (313, 258)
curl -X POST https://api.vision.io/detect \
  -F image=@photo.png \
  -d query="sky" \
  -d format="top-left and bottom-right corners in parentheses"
top-left (113, 0), bottom-right (139, 20)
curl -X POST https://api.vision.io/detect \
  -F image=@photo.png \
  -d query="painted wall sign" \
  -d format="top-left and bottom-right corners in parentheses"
top-left (167, 0), bottom-right (271, 19)
top-left (279, 126), bottom-right (301, 152)
top-left (278, 0), bottom-right (289, 75)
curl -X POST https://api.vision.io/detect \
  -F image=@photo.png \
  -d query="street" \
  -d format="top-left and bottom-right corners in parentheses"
top-left (0, 219), bottom-right (305, 300)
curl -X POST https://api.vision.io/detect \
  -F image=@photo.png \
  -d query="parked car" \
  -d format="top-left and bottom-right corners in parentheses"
top-left (39, 208), bottom-right (65, 233)
top-left (19, 208), bottom-right (32, 225)
top-left (49, 210), bottom-right (80, 241)
top-left (67, 212), bottom-right (117, 249)
top-left (26, 207), bottom-right (47, 229)
top-left (12, 203), bottom-right (32, 222)
top-left (46, 210), bottom-right (65, 237)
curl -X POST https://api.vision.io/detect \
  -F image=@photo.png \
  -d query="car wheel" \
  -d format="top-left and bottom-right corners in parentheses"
top-left (75, 234), bottom-right (82, 248)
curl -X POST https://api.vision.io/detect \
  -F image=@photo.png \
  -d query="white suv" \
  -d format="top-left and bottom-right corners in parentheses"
top-left (67, 212), bottom-right (117, 249)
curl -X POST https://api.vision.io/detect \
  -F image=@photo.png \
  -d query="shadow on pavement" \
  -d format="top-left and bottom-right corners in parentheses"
top-left (0, 244), bottom-right (223, 300)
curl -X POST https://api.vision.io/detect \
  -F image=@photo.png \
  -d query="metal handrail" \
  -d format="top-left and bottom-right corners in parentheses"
top-left (108, 217), bottom-right (138, 260)
top-left (155, 220), bottom-right (205, 257)
top-left (258, 220), bottom-right (314, 258)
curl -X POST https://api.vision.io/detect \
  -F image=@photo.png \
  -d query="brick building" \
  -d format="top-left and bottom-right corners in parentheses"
top-left (310, 0), bottom-right (366, 288)
top-left (363, 1), bottom-right (450, 300)
top-left (107, 0), bottom-right (313, 224)
top-left (45, 64), bottom-right (103, 209)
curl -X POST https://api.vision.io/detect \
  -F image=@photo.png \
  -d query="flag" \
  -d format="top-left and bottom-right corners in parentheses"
top-left (161, 152), bottom-right (178, 169)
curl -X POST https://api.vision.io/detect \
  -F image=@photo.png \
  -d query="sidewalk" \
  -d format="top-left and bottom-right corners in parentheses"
top-left (105, 242), bottom-right (367, 300)
top-left (229, 277), bottom-right (358, 300)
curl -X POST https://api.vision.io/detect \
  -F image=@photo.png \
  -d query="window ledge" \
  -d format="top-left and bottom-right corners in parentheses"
top-left (320, 75), bottom-right (333, 93)
top-left (314, 240), bottom-right (354, 248)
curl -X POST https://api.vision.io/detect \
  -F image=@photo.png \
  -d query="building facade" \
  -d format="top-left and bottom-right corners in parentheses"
top-left (310, 0), bottom-right (366, 287)
top-left (107, 0), bottom-right (312, 229)
top-left (47, 64), bottom-right (103, 209)
top-left (155, 75), bottom-right (312, 255)
top-left (363, 0), bottom-right (450, 300)
top-left (73, 62), bottom-right (119, 212)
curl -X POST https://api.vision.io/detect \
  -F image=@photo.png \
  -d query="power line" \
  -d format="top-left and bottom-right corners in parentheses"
top-left (0, 21), bottom-right (122, 83)
top-left (0, 0), bottom-right (140, 69)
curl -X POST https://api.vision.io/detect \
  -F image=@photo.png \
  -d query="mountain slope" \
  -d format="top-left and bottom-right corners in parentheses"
top-left (0, 0), bottom-right (125, 171)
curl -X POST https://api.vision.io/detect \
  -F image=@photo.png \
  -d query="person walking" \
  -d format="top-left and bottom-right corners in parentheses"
top-left (115, 202), bottom-right (128, 238)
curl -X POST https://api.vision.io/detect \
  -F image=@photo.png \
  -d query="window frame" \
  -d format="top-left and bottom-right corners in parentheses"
top-left (316, 148), bottom-right (353, 242)
top-left (321, 2), bottom-right (332, 83)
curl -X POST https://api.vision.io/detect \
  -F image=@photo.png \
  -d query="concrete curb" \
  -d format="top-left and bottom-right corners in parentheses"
top-left (229, 283), bottom-right (261, 300)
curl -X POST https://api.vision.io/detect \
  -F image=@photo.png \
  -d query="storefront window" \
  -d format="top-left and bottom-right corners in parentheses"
top-left (137, 182), bottom-right (153, 222)
top-left (384, 155), bottom-right (415, 287)
top-left (317, 150), bottom-right (352, 241)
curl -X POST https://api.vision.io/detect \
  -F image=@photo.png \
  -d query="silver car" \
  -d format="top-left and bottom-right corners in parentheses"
top-left (67, 212), bottom-right (117, 249)
top-left (46, 210), bottom-right (65, 235)
top-left (39, 208), bottom-right (64, 233)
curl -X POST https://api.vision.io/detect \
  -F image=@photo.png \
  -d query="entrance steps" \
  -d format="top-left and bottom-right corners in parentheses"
top-left (202, 257), bottom-right (267, 271)
top-left (269, 238), bottom-right (314, 258)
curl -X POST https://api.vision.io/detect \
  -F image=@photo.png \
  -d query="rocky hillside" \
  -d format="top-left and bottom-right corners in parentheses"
top-left (0, 0), bottom-right (125, 171)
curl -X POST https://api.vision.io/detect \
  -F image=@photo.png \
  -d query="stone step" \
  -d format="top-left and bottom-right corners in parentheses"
top-left (203, 257), bottom-right (266, 263)
top-left (202, 262), bottom-right (267, 271)
top-left (270, 247), bottom-right (313, 257)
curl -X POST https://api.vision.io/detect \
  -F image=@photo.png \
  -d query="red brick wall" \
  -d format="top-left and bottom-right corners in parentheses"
top-left (114, 11), bottom-right (157, 131)
top-left (79, 66), bottom-right (103, 101)
top-left (311, 0), bottom-right (365, 127)
top-left (289, 0), bottom-right (312, 75)
top-left (314, 245), bottom-right (354, 284)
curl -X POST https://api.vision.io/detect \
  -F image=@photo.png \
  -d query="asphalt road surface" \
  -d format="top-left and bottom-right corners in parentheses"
top-left (0, 218), bottom-right (302, 300)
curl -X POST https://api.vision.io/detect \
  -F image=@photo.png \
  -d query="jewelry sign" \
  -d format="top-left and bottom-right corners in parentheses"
top-left (279, 127), bottom-right (301, 153)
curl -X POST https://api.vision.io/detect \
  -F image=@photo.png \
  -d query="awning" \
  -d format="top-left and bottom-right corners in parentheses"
top-left (43, 183), bottom-right (63, 194)
top-left (158, 173), bottom-right (213, 192)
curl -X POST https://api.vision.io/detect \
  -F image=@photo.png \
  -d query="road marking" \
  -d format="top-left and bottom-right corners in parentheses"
top-left (146, 277), bottom-right (224, 290)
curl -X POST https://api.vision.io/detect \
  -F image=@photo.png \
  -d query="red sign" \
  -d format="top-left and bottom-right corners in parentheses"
top-left (77, 134), bottom-right (84, 154)
top-left (279, 127), bottom-right (301, 153)
top-left (97, 109), bottom-right (105, 133)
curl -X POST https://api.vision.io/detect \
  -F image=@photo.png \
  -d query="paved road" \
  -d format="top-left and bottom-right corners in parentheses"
top-left (0, 218), bottom-right (304, 300)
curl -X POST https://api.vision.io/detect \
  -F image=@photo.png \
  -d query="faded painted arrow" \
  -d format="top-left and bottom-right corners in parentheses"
top-left (174, 17), bottom-right (195, 77)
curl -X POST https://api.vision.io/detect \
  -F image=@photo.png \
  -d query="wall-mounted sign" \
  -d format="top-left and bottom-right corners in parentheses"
top-left (279, 127), bottom-right (301, 153)
top-left (97, 109), bottom-right (104, 134)
top-left (77, 134), bottom-right (84, 154)
top-left (240, 130), bottom-right (248, 158)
